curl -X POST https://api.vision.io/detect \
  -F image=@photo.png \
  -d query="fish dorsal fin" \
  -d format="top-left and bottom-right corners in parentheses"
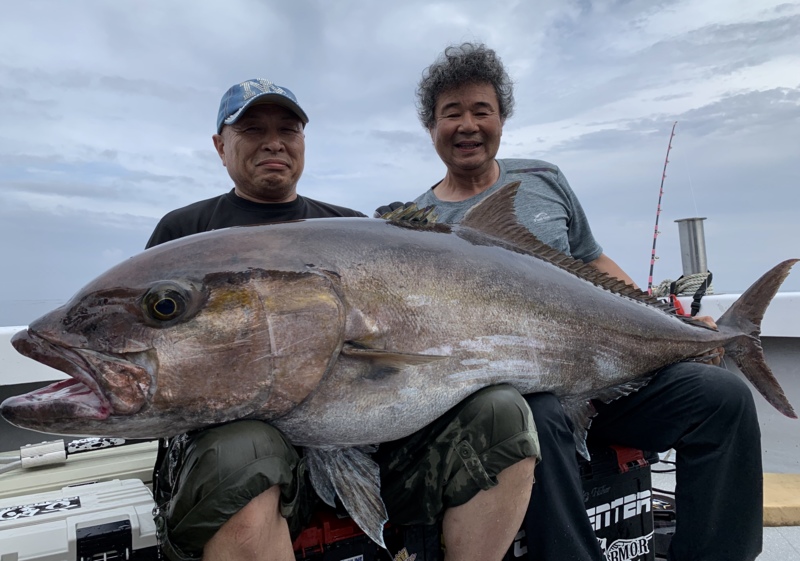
top-left (460, 181), bottom-right (680, 314)
top-left (460, 181), bottom-right (525, 241)
top-left (306, 446), bottom-right (388, 549)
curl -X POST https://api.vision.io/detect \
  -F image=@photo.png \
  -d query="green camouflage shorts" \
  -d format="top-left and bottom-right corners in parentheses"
top-left (376, 384), bottom-right (540, 525)
top-left (153, 421), bottom-right (317, 560)
top-left (153, 384), bottom-right (539, 560)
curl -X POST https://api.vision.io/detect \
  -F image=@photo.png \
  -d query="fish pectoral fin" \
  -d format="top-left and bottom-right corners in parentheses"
top-left (305, 448), bottom-right (337, 508)
top-left (305, 446), bottom-right (389, 549)
top-left (342, 343), bottom-right (448, 367)
top-left (561, 399), bottom-right (597, 461)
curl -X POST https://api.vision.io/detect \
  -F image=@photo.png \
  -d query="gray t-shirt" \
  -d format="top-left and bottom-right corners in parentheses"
top-left (414, 158), bottom-right (603, 263)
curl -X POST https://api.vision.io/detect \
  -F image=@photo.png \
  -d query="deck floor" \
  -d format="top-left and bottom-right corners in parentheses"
top-left (653, 470), bottom-right (800, 560)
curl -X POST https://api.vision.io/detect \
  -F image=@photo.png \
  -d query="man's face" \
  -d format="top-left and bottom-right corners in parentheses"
top-left (213, 104), bottom-right (305, 203)
top-left (429, 82), bottom-right (504, 176)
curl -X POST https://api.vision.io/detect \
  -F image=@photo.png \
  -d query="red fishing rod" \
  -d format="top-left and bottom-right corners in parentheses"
top-left (646, 122), bottom-right (677, 295)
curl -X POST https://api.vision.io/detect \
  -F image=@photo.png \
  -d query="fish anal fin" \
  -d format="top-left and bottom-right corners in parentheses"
top-left (305, 447), bottom-right (389, 549)
top-left (561, 376), bottom-right (658, 460)
top-left (591, 377), bottom-right (655, 406)
top-left (561, 399), bottom-right (596, 461)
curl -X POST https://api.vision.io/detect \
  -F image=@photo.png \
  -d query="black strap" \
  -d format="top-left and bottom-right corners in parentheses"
top-left (669, 277), bottom-right (682, 299)
top-left (690, 271), bottom-right (712, 317)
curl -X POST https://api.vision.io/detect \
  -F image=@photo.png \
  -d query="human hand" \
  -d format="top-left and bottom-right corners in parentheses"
top-left (694, 315), bottom-right (717, 329)
top-left (373, 202), bottom-right (413, 218)
top-left (694, 315), bottom-right (725, 366)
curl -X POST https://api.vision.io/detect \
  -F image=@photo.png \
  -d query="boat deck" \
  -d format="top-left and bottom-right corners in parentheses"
top-left (652, 470), bottom-right (800, 560)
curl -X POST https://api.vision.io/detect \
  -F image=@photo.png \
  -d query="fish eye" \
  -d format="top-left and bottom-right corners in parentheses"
top-left (142, 286), bottom-right (187, 323)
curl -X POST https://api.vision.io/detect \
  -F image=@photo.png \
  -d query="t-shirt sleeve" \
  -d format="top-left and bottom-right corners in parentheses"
top-left (412, 190), bottom-right (434, 207)
top-left (558, 170), bottom-right (603, 263)
top-left (145, 216), bottom-right (180, 249)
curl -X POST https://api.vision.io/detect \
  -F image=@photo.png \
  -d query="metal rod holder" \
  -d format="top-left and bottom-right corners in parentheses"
top-left (675, 217), bottom-right (708, 276)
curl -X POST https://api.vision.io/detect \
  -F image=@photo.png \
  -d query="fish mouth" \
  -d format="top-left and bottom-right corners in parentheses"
top-left (3, 329), bottom-right (156, 424)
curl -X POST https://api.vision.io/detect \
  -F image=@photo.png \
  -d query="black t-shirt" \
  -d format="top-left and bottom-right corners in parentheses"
top-left (146, 189), bottom-right (366, 248)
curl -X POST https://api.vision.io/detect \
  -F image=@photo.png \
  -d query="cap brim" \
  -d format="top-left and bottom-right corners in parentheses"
top-left (224, 93), bottom-right (309, 127)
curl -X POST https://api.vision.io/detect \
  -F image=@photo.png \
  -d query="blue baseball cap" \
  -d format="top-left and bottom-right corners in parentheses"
top-left (216, 78), bottom-right (309, 133)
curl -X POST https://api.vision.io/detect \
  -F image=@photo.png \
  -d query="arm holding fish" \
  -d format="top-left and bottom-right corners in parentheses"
top-left (587, 252), bottom-right (638, 288)
top-left (587, 253), bottom-right (724, 365)
top-left (566, 188), bottom-right (722, 366)
top-left (687, 315), bottom-right (725, 365)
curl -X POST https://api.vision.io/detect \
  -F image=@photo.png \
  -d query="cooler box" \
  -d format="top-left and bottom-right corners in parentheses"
top-left (505, 444), bottom-right (657, 561)
top-left (0, 478), bottom-right (158, 561)
top-left (580, 445), bottom-right (657, 561)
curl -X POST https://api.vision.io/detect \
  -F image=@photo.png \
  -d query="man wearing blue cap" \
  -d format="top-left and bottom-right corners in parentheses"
top-left (147, 78), bottom-right (365, 560)
top-left (146, 79), bottom-right (540, 561)
top-left (147, 79), bottom-right (363, 245)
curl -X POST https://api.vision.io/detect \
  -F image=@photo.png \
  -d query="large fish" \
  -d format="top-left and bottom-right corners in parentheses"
top-left (2, 183), bottom-right (796, 547)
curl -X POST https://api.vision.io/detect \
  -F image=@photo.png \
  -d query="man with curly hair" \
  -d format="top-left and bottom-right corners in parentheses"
top-left (377, 42), bottom-right (763, 561)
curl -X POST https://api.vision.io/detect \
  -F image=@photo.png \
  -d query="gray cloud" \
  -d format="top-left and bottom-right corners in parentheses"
top-left (1, 0), bottom-right (798, 322)
top-left (545, 86), bottom-right (800, 153)
top-left (511, 10), bottom-right (800, 126)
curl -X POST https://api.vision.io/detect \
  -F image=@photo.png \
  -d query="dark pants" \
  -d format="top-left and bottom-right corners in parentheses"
top-left (523, 362), bottom-right (763, 561)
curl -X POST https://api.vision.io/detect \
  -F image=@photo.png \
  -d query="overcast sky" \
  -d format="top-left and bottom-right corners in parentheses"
top-left (1, 0), bottom-right (798, 325)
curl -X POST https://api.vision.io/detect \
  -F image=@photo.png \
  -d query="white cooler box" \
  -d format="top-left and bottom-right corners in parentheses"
top-left (0, 479), bottom-right (158, 561)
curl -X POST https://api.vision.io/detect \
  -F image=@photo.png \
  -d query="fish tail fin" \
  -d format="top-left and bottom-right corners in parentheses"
top-left (717, 258), bottom-right (798, 418)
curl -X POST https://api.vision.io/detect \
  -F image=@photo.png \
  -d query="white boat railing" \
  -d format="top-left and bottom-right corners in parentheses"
top-left (2, 292), bottom-right (799, 386)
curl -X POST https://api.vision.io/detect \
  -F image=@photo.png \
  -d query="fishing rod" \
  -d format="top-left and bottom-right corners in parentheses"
top-left (646, 121), bottom-right (677, 295)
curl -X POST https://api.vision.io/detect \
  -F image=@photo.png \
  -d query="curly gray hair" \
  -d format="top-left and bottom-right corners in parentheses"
top-left (416, 42), bottom-right (514, 130)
